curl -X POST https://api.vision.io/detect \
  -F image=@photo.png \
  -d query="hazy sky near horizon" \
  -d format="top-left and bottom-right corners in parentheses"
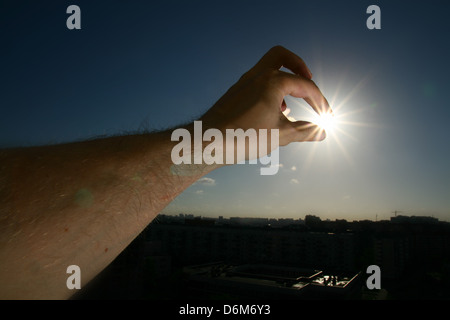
top-left (1, 1), bottom-right (449, 221)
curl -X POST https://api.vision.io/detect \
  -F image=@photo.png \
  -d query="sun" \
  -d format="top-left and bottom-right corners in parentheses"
top-left (281, 73), bottom-right (374, 168)
top-left (314, 112), bottom-right (336, 133)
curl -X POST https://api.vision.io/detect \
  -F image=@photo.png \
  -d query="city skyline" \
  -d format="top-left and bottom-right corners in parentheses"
top-left (1, 1), bottom-right (449, 222)
top-left (158, 211), bottom-right (444, 224)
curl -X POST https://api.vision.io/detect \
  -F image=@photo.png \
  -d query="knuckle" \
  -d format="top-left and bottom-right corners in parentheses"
top-left (264, 70), bottom-right (284, 90)
top-left (268, 45), bottom-right (285, 54)
top-left (257, 68), bottom-right (279, 84)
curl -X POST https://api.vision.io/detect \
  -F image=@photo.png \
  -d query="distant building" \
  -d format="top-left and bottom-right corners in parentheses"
top-left (145, 222), bottom-right (356, 272)
top-left (391, 215), bottom-right (438, 224)
top-left (374, 237), bottom-right (410, 279)
top-left (76, 213), bottom-right (450, 299)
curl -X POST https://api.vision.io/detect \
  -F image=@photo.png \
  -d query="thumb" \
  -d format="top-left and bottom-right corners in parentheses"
top-left (287, 120), bottom-right (326, 143)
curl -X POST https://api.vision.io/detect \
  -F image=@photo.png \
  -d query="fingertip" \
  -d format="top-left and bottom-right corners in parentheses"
top-left (305, 124), bottom-right (327, 142)
top-left (317, 129), bottom-right (327, 141)
top-left (308, 125), bottom-right (327, 142)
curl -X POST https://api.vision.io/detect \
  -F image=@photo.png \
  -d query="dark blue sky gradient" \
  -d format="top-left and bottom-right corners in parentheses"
top-left (1, 1), bottom-right (449, 221)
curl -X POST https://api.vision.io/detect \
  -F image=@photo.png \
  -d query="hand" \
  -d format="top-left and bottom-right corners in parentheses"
top-left (200, 45), bottom-right (332, 149)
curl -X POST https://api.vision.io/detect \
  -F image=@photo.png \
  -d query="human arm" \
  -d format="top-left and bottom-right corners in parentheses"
top-left (0, 131), bottom-right (206, 299)
top-left (0, 46), bottom-right (331, 299)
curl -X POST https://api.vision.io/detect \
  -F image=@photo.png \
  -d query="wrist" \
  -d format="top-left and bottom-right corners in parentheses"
top-left (169, 121), bottom-right (225, 177)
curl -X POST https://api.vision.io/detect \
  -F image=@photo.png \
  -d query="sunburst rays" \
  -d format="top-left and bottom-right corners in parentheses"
top-left (283, 70), bottom-right (377, 172)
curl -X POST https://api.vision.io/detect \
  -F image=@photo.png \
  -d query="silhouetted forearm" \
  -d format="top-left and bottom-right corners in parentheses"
top-left (0, 130), bottom-right (215, 299)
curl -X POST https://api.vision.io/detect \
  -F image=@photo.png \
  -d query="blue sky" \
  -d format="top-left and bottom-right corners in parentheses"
top-left (1, 0), bottom-right (449, 221)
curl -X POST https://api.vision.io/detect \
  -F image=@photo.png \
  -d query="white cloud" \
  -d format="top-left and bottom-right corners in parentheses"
top-left (195, 177), bottom-right (216, 186)
top-left (290, 178), bottom-right (299, 184)
top-left (264, 163), bottom-right (283, 169)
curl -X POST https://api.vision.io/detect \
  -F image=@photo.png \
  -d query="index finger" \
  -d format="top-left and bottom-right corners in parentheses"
top-left (276, 71), bottom-right (332, 115)
top-left (252, 46), bottom-right (313, 79)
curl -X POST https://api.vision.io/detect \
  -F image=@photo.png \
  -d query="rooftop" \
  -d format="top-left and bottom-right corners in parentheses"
top-left (183, 262), bottom-right (361, 299)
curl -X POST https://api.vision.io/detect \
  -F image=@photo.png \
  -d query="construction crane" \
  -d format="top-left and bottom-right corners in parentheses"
top-left (392, 210), bottom-right (403, 217)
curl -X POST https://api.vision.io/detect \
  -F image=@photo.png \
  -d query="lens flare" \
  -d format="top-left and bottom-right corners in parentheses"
top-left (315, 113), bottom-right (336, 132)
